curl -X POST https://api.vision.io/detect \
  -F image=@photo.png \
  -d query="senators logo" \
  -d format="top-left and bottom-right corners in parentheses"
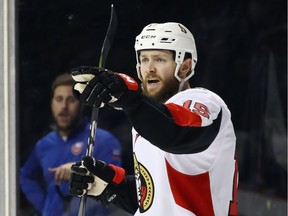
top-left (133, 154), bottom-right (154, 213)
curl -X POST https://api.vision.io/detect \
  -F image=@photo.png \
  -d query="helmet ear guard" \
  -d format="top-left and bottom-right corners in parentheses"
top-left (134, 22), bottom-right (197, 82)
top-left (174, 50), bottom-right (186, 82)
top-left (135, 51), bottom-right (142, 81)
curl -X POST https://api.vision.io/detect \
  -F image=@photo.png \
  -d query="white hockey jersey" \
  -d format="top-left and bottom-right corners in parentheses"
top-left (131, 88), bottom-right (238, 216)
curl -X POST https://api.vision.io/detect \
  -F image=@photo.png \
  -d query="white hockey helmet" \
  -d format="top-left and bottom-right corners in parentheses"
top-left (134, 22), bottom-right (197, 82)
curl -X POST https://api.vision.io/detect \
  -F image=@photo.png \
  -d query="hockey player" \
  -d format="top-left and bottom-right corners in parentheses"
top-left (69, 22), bottom-right (238, 216)
top-left (20, 73), bottom-right (122, 216)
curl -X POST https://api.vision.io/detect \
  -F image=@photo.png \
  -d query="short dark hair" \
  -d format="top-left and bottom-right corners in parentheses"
top-left (51, 73), bottom-right (74, 96)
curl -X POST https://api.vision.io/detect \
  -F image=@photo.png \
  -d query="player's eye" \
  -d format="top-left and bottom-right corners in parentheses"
top-left (155, 58), bottom-right (166, 62)
top-left (67, 96), bottom-right (77, 103)
top-left (54, 96), bottom-right (63, 103)
top-left (140, 58), bottom-right (148, 63)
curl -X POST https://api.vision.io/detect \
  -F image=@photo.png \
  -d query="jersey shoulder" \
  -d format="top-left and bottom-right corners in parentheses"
top-left (167, 87), bottom-right (226, 107)
top-left (175, 87), bottom-right (223, 101)
top-left (166, 87), bottom-right (230, 124)
top-left (35, 130), bottom-right (59, 148)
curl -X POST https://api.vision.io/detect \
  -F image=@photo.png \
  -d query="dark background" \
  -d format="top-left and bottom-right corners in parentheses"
top-left (18, 0), bottom-right (287, 214)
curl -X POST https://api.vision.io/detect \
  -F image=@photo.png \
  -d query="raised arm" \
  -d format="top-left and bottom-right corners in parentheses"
top-left (71, 67), bottom-right (222, 154)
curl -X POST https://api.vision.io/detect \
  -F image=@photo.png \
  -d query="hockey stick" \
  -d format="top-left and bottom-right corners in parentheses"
top-left (77, 4), bottom-right (118, 216)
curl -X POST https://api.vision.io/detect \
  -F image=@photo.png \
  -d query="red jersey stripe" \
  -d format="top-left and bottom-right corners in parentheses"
top-left (166, 159), bottom-right (215, 216)
top-left (165, 103), bottom-right (202, 127)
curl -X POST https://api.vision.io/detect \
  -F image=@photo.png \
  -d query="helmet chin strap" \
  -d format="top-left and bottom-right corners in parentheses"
top-left (175, 62), bottom-right (187, 93)
top-left (178, 79), bottom-right (185, 93)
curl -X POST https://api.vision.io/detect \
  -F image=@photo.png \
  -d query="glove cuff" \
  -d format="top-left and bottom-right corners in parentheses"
top-left (108, 164), bottom-right (126, 184)
top-left (116, 73), bottom-right (139, 91)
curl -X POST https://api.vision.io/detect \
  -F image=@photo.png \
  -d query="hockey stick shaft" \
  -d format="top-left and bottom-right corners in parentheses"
top-left (77, 4), bottom-right (117, 216)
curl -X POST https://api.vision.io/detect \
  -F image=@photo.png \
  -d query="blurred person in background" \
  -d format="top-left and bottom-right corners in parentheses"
top-left (20, 73), bottom-right (124, 216)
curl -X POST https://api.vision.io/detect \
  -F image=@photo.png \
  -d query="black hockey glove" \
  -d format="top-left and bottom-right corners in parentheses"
top-left (69, 156), bottom-right (126, 206)
top-left (71, 66), bottom-right (140, 108)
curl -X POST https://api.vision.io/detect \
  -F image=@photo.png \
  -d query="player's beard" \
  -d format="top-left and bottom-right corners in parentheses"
top-left (54, 109), bottom-right (83, 135)
top-left (141, 75), bottom-right (180, 103)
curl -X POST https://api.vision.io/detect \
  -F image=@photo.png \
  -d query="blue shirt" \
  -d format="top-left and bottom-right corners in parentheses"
top-left (20, 119), bottom-right (122, 216)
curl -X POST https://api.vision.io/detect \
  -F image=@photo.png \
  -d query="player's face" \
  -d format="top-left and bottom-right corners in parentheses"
top-left (51, 85), bottom-right (82, 135)
top-left (139, 50), bottom-right (179, 102)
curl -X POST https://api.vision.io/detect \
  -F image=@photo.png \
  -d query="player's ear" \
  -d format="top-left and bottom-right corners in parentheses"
top-left (179, 58), bottom-right (192, 79)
